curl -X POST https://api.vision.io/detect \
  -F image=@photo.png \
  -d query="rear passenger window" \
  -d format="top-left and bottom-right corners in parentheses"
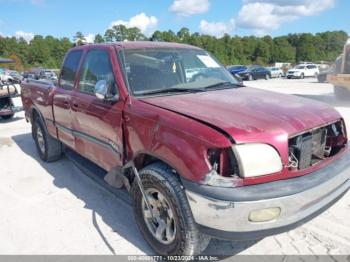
top-left (78, 49), bottom-right (117, 96)
top-left (60, 51), bottom-right (83, 90)
top-left (307, 65), bottom-right (316, 69)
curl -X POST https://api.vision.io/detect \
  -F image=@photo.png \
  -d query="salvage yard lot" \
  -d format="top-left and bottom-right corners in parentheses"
top-left (0, 78), bottom-right (349, 256)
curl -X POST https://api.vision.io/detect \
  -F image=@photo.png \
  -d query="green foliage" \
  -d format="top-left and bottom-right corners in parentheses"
top-left (0, 35), bottom-right (73, 69)
top-left (94, 34), bottom-right (105, 43)
top-left (74, 31), bottom-right (85, 46)
top-left (0, 28), bottom-right (347, 70)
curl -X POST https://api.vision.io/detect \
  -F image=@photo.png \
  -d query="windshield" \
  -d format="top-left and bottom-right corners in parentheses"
top-left (120, 48), bottom-right (238, 96)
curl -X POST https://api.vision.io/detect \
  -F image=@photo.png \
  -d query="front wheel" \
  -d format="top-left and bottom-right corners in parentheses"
top-left (265, 74), bottom-right (270, 80)
top-left (300, 73), bottom-right (305, 79)
top-left (132, 163), bottom-right (210, 256)
top-left (248, 74), bottom-right (253, 81)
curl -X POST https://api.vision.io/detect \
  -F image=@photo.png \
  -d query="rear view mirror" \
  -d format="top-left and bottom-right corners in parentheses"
top-left (95, 80), bottom-right (108, 100)
top-left (95, 80), bottom-right (118, 102)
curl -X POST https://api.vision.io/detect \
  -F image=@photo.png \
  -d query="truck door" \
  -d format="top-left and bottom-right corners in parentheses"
top-left (53, 50), bottom-right (83, 149)
top-left (70, 47), bottom-right (124, 171)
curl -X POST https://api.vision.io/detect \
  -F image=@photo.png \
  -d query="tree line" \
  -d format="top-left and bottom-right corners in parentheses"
top-left (0, 25), bottom-right (348, 71)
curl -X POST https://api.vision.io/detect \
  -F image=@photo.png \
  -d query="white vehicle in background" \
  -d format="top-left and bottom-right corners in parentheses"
top-left (0, 71), bottom-right (14, 83)
top-left (267, 67), bottom-right (283, 78)
top-left (287, 64), bottom-right (319, 79)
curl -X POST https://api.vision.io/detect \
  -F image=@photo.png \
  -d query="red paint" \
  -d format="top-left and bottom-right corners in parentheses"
top-left (21, 42), bottom-right (348, 187)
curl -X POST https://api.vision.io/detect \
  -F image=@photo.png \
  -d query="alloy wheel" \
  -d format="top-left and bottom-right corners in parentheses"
top-left (142, 188), bottom-right (176, 245)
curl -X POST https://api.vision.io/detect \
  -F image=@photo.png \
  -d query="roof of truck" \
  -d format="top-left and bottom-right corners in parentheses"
top-left (70, 41), bottom-right (201, 51)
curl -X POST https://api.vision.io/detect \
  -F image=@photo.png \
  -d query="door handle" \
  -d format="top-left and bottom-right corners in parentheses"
top-left (63, 101), bottom-right (69, 106)
top-left (72, 103), bottom-right (79, 108)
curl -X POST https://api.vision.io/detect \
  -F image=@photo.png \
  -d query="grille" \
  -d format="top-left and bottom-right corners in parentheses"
top-left (288, 121), bottom-right (347, 170)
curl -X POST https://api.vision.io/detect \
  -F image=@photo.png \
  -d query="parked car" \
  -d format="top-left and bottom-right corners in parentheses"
top-left (0, 71), bottom-right (14, 83)
top-left (8, 70), bottom-right (23, 83)
top-left (237, 66), bottom-right (271, 80)
top-left (227, 65), bottom-right (248, 75)
top-left (21, 42), bottom-right (350, 256)
top-left (287, 64), bottom-right (319, 79)
top-left (267, 67), bottom-right (283, 78)
top-left (43, 70), bottom-right (58, 81)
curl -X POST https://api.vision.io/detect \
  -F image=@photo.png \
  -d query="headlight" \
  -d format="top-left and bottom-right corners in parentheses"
top-left (232, 143), bottom-right (282, 178)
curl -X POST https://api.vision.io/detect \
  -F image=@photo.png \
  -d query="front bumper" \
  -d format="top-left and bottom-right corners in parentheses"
top-left (183, 149), bottom-right (350, 240)
top-left (287, 73), bottom-right (301, 78)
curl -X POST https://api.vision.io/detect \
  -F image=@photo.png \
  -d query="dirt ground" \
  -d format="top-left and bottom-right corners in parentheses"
top-left (0, 78), bottom-right (349, 257)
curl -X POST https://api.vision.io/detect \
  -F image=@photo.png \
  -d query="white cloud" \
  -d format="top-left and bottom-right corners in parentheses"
top-left (84, 33), bottom-right (95, 44)
top-left (170, 0), bottom-right (209, 16)
top-left (237, 0), bottom-right (336, 34)
top-left (110, 13), bottom-right (158, 36)
top-left (199, 19), bottom-right (235, 37)
top-left (15, 31), bottom-right (34, 42)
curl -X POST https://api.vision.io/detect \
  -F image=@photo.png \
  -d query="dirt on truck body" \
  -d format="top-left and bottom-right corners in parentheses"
top-left (21, 42), bottom-right (350, 256)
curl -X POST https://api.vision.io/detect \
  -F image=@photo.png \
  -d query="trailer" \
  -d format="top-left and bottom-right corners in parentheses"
top-left (328, 40), bottom-right (350, 98)
top-left (0, 59), bottom-right (20, 120)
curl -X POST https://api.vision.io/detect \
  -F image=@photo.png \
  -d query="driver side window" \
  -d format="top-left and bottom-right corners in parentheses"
top-left (78, 49), bottom-right (118, 96)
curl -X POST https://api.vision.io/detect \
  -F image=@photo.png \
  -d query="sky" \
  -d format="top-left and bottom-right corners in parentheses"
top-left (0, 0), bottom-right (349, 42)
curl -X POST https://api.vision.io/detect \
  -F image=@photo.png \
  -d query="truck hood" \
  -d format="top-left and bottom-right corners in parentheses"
top-left (140, 87), bottom-right (341, 143)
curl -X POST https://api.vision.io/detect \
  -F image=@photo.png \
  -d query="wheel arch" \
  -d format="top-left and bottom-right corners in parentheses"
top-left (132, 151), bottom-right (183, 179)
top-left (30, 106), bottom-right (51, 138)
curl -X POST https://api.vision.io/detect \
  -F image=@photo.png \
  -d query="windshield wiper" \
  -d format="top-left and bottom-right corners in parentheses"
top-left (203, 81), bottom-right (244, 89)
top-left (136, 87), bottom-right (207, 96)
top-left (136, 82), bottom-right (243, 96)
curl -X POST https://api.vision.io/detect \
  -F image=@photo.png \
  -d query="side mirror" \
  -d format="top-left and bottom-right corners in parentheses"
top-left (94, 80), bottom-right (118, 102)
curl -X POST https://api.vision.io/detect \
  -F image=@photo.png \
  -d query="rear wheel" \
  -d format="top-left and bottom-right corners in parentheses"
top-left (33, 117), bottom-right (62, 162)
top-left (132, 163), bottom-right (210, 256)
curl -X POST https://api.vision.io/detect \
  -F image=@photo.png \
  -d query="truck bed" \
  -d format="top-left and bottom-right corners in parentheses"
top-left (21, 79), bottom-right (56, 125)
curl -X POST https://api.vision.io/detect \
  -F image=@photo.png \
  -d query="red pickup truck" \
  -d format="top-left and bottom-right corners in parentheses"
top-left (21, 42), bottom-right (350, 256)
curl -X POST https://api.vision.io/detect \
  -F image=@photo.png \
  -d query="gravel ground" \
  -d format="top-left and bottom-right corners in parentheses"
top-left (0, 78), bottom-right (349, 257)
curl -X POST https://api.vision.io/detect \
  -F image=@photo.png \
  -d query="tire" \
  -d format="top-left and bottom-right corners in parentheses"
top-left (317, 74), bottom-right (327, 83)
top-left (33, 116), bottom-right (62, 162)
top-left (1, 114), bottom-right (14, 120)
top-left (248, 74), bottom-right (253, 81)
top-left (132, 163), bottom-right (210, 256)
top-left (300, 73), bottom-right (304, 79)
top-left (265, 74), bottom-right (270, 80)
top-left (279, 74), bottom-right (282, 78)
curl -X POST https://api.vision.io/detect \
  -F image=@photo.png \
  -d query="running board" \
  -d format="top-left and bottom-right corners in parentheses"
top-left (64, 148), bottom-right (131, 205)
